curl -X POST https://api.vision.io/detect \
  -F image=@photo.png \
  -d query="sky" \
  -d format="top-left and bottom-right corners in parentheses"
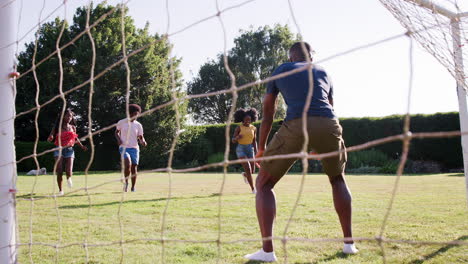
top-left (9, 0), bottom-right (468, 118)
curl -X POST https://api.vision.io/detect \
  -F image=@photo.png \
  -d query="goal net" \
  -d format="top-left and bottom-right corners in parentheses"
top-left (0, 0), bottom-right (467, 263)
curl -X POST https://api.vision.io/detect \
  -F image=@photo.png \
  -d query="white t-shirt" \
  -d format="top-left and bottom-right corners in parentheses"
top-left (116, 119), bottom-right (144, 149)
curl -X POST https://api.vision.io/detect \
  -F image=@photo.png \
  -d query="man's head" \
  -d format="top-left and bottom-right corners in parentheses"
top-left (289, 42), bottom-right (313, 62)
top-left (128, 104), bottom-right (142, 118)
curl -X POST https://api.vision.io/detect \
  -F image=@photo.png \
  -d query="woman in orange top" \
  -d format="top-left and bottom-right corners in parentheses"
top-left (47, 109), bottom-right (87, 195)
top-left (232, 108), bottom-right (258, 193)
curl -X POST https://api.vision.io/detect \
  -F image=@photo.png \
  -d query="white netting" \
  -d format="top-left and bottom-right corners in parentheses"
top-left (380, 0), bottom-right (467, 90)
top-left (0, 0), bottom-right (467, 263)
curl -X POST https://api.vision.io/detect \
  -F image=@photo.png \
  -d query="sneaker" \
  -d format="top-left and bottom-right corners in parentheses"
top-left (123, 183), bottom-right (128, 192)
top-left (252, 188), bottom-right (257, 194)
top-left (131, 188), bottom-right (135, 192)
top-left (242, 172), bottom-right (248, 184)
top-left (58, 190), bottom-right (64, 196)
top-left (67, 178), bottom-right (73, 188)
top-left (343, 243), bottom-right (358, 254)
top-left (244, 249), bottom-right (277, 262)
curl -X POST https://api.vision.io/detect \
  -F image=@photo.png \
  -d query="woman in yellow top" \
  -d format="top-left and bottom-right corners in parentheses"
top-left (232, 108), bottom-right (258, 193)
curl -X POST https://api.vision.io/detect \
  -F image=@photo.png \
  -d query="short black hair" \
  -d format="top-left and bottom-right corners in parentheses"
top-left (234, 108), bottom-right (258, 123)
top-left (289, 41), bottom-right (312, 61)
top-left (128, 104), bottom-right (142, 114)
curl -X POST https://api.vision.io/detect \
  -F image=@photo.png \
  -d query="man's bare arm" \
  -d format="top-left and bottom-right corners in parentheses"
top-left (115, 129), bottom-right (122, 146)
top-left (258, 93), bottom-right (278, 153)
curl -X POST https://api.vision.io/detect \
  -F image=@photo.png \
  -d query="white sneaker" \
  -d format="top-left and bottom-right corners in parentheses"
top-left (244, 249), bottom-right (277, 262)
top-left (343, 243), bottom-right (358, 254)
top-left (242, 172), bottom-right (248, 184)
top-left (252, 188), bottom-right (257, 194)
top-left (67, 178), bottom-right (73, 188)
top-left (58, 191), bottom-right (64, 196)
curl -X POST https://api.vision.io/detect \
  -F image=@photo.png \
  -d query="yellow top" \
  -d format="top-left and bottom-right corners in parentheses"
top-left (238, 124), bottom-right (256, 145)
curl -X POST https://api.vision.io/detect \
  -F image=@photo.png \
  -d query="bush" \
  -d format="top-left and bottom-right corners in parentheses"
top-left (289, 160), bottom-right (304, 173)
top-left (205, 152), bottom-right (240, 172)
top-left (282, 159), bottom-right (322, 173)
top-left (347, 149), bottom-right (391, 169)
top-left (347, 166), bottom-right (381, 174)
top-left (406, 160), bottom-right (442, 173)
top-left (379, 160), bottom-right (399, 174)
top-left (207, 152), bottom-right (225, 164)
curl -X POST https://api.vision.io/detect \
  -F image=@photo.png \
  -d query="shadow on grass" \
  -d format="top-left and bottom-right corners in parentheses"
top-left (308, 251), bottom-right (351, 264)
top-left (447, 173), bottom-right (464, 177)
top-left (59, 193), bottom-right (221, 209)
top-left (409, 235), bottom-right (468, 264)
top-left (16, 192), bottom-right (106, 199)
top-left (17, 171), bottom-right (118, 177)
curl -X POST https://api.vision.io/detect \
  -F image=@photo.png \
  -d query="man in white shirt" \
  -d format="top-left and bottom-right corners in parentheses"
top-left (115, 104), bottom-right (147, 192)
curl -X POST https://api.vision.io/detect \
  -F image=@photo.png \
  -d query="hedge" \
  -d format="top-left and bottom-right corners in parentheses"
top-left (172, 112), bottom-right (462, 171)
top-left (340, 112), bottom-right (462, 169)
top-left (15, 112), bottom-right (463, 172)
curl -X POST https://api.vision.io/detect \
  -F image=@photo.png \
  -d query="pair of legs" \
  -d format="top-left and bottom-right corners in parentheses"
top-left (119, 147), bottom-right (140, 192)
top-left (239, 156), bottom-right (255, 192)
top-left (53, 147), bottom-right (75, 193)
top-left (255, 170), bottom-right (353, 252)
top-left (253, 117), bottom-right (354, 253)
top-left (236, 144), bottom-right (256, 192)
top-left (54, 156), bottom-right (73, 192)
top-left (122, 156), bottom-right (138, 192)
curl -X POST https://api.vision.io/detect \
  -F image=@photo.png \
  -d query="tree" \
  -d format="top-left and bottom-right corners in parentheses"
top-left (186, 56), bottom-right (232, 124)
top-left (15, 4), bottom-right (185, 169)
top-left (188, 24), bottom-right (297, 124)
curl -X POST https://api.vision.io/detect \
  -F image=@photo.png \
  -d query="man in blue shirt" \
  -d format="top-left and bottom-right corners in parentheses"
top-left (244, 42), bottom-right (357, 262)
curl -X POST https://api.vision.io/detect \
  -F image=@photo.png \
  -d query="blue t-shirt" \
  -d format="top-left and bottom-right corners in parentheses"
top-left (266, 62), bottom-right (336, 121)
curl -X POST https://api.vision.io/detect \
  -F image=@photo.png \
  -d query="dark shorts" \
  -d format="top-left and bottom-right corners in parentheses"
top-left (53, 147), bottom-right (75, 159)
top-left (261, 117), bottom-right (347, 179)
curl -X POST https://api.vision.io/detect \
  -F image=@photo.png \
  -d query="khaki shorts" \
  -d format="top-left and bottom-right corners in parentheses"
top-left (261, 116), bottom-right (347, 179)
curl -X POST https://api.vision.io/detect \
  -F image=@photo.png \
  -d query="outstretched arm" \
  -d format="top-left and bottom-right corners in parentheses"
top-left (72, 126), bottom-right (87, 150)
top-left (257, 93), bottom-right (277, 156)
top-left (75, 137), bottom-right (88, 151)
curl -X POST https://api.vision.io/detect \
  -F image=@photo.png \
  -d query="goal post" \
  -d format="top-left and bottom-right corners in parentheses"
top-left (0, 0), bottom-right (18, 263)
top-left (451, 17), bottom-right (468, 205)
top-left (384, 0), bottom-right (468, 204)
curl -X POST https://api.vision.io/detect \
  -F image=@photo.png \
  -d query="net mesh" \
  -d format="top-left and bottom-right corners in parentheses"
top-left (380, 0), bottom-right (467, 91)
top-left (0, 0), bottom-right (467, 263)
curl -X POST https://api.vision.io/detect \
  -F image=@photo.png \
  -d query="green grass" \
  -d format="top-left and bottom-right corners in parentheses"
top-left (15, 172), bottom-right (467, 263)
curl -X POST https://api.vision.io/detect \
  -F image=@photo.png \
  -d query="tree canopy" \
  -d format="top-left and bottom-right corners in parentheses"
top-left (188, 24), bottom-right (298, 124)
top-left (15, 4), bottom-right (184, 168)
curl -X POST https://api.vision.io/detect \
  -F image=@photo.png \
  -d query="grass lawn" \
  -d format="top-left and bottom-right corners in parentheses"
top-left (15, 172), bottom-right (467, 263)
